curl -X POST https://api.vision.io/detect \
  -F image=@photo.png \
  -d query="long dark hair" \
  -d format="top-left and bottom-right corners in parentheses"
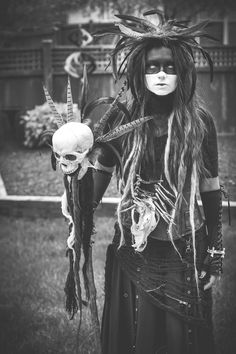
top-left (116, 40), bottom-right (208, 290)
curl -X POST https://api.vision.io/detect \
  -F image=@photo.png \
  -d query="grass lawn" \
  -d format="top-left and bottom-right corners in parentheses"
top-left (0, 215), bottom-right (112, 354)
top-left (0, 215), bottom-right (235, 354)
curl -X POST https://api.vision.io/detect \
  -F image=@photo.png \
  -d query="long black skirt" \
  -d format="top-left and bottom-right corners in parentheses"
top-left (101, 224), bottom-right (215, 354)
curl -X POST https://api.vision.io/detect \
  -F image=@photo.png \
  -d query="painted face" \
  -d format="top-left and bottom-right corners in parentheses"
top-left (145, 47), bottom-right (177, 96)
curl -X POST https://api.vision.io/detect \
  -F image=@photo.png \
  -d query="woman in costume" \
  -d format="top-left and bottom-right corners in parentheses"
top-left (93, 10), bottom-right (224, 354)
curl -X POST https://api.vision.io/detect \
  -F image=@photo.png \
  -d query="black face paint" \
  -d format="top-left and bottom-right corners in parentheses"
top-left (145, 60), bottom-right (176, 75)
top-left (145, 47), bottom-right (176, 75)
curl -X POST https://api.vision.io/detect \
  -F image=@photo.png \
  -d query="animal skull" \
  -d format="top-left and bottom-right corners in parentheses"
top-left (52, 121), bottom-right (94, 175)
top-left (131, 198), bottom-right (159, 252)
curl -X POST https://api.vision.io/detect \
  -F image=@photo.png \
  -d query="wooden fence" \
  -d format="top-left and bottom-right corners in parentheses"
top-left (0, 40), bottom-right (236, 133)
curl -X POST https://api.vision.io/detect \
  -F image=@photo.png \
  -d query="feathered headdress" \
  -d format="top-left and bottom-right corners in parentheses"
top-left (95, 9), bottom-right (215, 102)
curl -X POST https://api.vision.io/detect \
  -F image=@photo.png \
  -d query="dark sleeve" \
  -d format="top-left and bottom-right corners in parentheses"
top-left (97, 108), bottom-right (124, 168)
top-left (201, 112), bottom-right (218, 178)
top-left (97, 143), bottom-right (119, 168)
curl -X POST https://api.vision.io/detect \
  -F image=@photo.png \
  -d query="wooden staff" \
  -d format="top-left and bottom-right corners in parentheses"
top-left (71, 169), bottom-right (101, 353)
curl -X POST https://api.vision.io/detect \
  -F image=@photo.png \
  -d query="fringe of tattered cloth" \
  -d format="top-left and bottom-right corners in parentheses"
top-left (109, 222), bottom-right (212, 327)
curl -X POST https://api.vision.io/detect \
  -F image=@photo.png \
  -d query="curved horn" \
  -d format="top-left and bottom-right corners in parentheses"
top-left (67, 77), bottom-right (74, 122)
top-left (43, 86), bottom-right (64, 128)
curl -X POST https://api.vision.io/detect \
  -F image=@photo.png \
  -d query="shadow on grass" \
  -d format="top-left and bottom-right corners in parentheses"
top-left (0, 216), bottom-right (235, 354)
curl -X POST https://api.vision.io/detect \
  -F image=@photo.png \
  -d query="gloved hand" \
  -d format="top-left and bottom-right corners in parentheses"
top-left (200, 188), bottom-right (225, 290)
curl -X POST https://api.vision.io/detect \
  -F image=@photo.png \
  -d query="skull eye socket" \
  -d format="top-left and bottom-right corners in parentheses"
top-left (64, 154), bottom-right (77, 161)
top-left (54, 152), bottom-right (60, 159)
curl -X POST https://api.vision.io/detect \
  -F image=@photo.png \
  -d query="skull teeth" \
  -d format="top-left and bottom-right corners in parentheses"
top-left (60, 164), bottom-right (81, 175)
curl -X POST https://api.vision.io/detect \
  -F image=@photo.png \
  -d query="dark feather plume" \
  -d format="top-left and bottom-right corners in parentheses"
top-left (80, 65), bottom-right (88, 119)
top-left (64, 248), bottom-right (78, 319)
top-left (51, 151), bottom-right (57, 171)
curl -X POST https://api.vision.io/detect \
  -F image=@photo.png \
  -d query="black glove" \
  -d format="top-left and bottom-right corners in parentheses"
top-left (200, 189), bottom-right (225, 276)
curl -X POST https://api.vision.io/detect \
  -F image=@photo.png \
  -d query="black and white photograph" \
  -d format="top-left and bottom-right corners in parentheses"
top-left (0, 1), bottom-right (235, 353)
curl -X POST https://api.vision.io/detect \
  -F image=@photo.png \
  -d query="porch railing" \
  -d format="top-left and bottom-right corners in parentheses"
top-left (1, 42), bottom-right (236, 78)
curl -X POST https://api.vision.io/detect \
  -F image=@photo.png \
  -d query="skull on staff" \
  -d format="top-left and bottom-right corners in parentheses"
top-left (52, 122), bottom-right (94, 176)
top-left (41, 72), bottom-right (155, 346)
top-left (43, 77), bottom-right (95, 179)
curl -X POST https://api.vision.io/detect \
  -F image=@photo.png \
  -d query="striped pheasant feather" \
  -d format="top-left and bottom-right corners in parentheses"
top-left (43, 86), bottom-right (64, 127)
top-left (96, 115), bottom-right (153, 143)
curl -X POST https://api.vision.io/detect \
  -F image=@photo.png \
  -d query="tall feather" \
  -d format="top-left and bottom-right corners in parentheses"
top-left (67, 77), bottom-right (74, 122)
top-left (43, 86), bottom-right (64, 127)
